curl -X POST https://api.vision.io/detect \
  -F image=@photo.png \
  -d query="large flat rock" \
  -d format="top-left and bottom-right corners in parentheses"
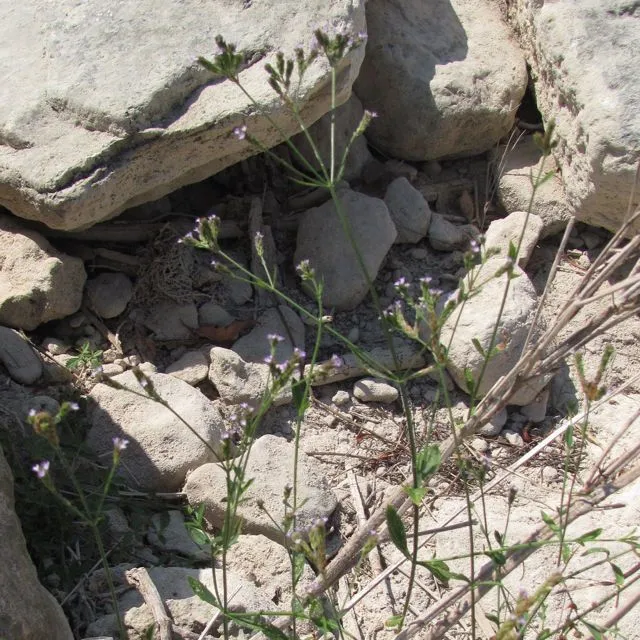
top-left (0, 1), bottom-right (365, 230)
top-left (503, 0), bottom-right (640, 233)
top-left (354, 0), bottom-right (526, 161)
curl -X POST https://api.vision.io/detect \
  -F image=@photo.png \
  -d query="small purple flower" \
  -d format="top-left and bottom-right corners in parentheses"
top-left (68, 402), bottom-right (80, 412)
top-left (469, 239), bottom-right (480, 254)
top-left (32, 460), bottom-right (50, 479)
top-left (28, 408), bottom-right (37, 418)
top-left (112, 437), bottom-right (129, 452)
top-left (364, 109), bottom-right (378, 119)
top-left (330, 354), bottom-right (344, 369)
top-left (293, 348), bottom-right (306, 361)
top-left (267, 333), bottom-right (285, 344)
top-left (233, 125), bottom-right (247, 140)
top-left (263, 354), bottom-right (275, 366)
top-left (419, 275), bottom-right (433, 286)
top-left (276, 362), bottom-right (288, 374)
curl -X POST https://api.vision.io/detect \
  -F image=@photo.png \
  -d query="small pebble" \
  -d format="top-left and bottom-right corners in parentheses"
top-left (471, 437), bottom-right (489, 453)
top-left (101, 363), bottom-right (125, 377)
top-left (353, 378), bottom-right (399, 403)
top-left (477, 407), bottom-right (507, 437)
top-left (542, 466), bottom-right (559, 482)
top-left (41, 337), bottom-right (69, 356)
top-left (409, 247), bottom-right (429, 260)
top-left (332, 390), bottom-right (350, 406)
top-left (503, 430), bottom-right (524, 447)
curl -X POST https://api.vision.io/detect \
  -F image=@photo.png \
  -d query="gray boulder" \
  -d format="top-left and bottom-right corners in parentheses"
top-left (208, 346), bottom-right (293, 407)
top-left (492, 138), bottom-right (571, 238)
top-left (440, 260), bottom-right (547, 405)
top-left (85, 272), bottom-right (133, 318)
top-left (0, 214), bottom-right (86, 330)
top-left (0, 326), bottom-right (42, 384)
top-left (504, 0), bottom-right (640, 233)
top-left (384, 177), bottom-right (432, 243)
top-left (86, 371), bottom-right (224, 491)
top-left (0, 447), bottom-right (74, 640)
top-left (294, 188), bottom-right (397, 310)
top-left (354, 0), bottom-right (527, 160)
top-left (484, 210), bottom-right (543, 270)
top-left (0, 0), bottom-right (365, 231)
top-left (185, 435), bottom-right (338, 545)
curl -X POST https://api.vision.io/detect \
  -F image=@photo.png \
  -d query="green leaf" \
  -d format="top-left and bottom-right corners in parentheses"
top-left (463, 367), bottom-right (476, 395)
top-left (582, 546), bottom-right (610, 557)
top-left (417, 559), bottom-right (453, 586)
top-left (187, 577), bottom-right (218, 606)
top-left (541, 512), bottom-right (560, 535)
top-left (292, 551), bottom-right (306, 586)
top-left (471, 338), bottom-right (486, 358)
top-left (564, 423), bottom-right (574, 448)
top-left (415, 444), bottom-right (441, 485)
top-left (291, 379), bottom-right (309, 415)
top-left (231, 614), bottom-right (290, 640)
top-left (581, 620), bottom-right (604, 640)
top-left (508, 240), bottom-right (518, 261)
top-left (187, 525), bottom-right (211, 548)
top-left (611, 563), bottom-right (625, 587)
top-left (404, 486), bottom-right (427, 506)
top-left (386, 505), bottom-right (409, 558)
top-left (536, 630), bottom-right (552, 640)
top-left (484, 550), bottom-right (506, 566)
top-left (385, 615), bottom-right (404, 629)
top-left (576, 528), bottom-right (602, 545)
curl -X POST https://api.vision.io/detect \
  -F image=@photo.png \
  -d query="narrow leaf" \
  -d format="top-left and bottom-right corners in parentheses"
top-left (418, 559), bottom-right (453, 585)
top-left (611, 563), bottom-right (625, 587)
top-left (541, 512), bottom-right (560, 535)
top-left (508, 240), bottom-right (518, 261)
top-left (292, 379), bottom-right (309, 414)
top-left (484, 550), bottom-right (506, 566)
top-left (385, 615), bottom-right (404, 629)
top-left (293, 552), bottom-right (306, 586)
top-left (386, 505), bottom-right (409, 558)
top-left (471, 337), bottom-right (486, 358)
top-left (581, 621), bottom-right (604, 640)
top-left (576, 528), bottom-right (602, 545)
top-left (463, 367), bottom-right (476, 395)
top-left (416, 444), bottom-right (441, 484)
top-left (188, 577), bottom-right (218, 606)
top-left (404, 486), bottom-right (427, 506)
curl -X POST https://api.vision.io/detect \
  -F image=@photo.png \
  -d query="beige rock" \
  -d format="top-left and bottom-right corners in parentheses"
top-left (0, 215), bottom-right (86, 330)
top-left (294, 189), bottom-right (397, 310)
top-left (86, 371), bottom-right (224, 491)
top-left (503, 0), bottom-right (640, 233)
top-left (0, 1), bottom-right (365, 230)
top-left (484, 210), bottom-right (543, 269)
top-left (492, 137), bottom-right (570, 237)
top-left (0, 447), bottom-right (74, 640)
top-left (185, 435), bottom-right (337, 545)
top-left (355, 0), bottom-right (526, 160)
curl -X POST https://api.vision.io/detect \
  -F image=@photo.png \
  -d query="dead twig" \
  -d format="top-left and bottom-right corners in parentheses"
top-left (125, 567), bottom-right (173, 640)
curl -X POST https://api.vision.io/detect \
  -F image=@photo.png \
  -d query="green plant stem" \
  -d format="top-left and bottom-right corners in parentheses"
top-left (92, 522), bottom-right (127, 639)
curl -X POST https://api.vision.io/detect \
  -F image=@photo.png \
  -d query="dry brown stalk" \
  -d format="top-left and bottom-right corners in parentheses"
top-left (396, 460), bottom-right (640, 640)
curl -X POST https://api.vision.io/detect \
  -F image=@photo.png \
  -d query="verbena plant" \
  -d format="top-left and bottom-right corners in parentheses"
top-left (27, 27), bottom-right (640, 640)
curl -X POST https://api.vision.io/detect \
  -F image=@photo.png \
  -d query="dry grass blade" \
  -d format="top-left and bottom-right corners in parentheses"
top-left (396, 460), bottom-right (640, 640)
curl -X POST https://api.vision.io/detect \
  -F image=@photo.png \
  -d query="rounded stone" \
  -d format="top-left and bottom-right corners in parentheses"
top-left (85, 272), bottom-right (133, 319)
